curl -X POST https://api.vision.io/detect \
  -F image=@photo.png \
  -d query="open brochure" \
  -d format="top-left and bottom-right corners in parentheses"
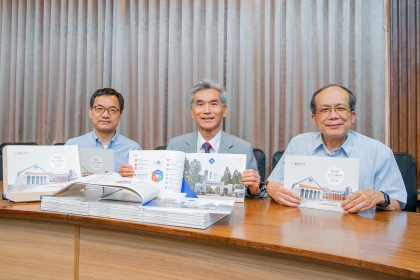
top-left (283, 155), bottom-right (359, 212)
top-left (2, 145), bottom-right (81, 202)
top-left (129, 150), bottom-right (247, 202)
top-left (51, 172), bottom-right (159, 205)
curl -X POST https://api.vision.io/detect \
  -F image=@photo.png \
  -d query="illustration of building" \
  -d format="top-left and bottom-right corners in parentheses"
top-left (14, 164), bottom-right (79, 185)
top-left (291, 177), bottom-right (353, 201)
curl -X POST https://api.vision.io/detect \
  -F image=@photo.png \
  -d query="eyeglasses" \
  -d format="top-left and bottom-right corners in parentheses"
top-left (92, 106), bottom-right (121, 115)
top-left (316, 106), bottom-right (350, 116)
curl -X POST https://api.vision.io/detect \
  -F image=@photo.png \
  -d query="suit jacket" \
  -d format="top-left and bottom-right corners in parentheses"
top-left (166, 130), bottom-right (258, 171)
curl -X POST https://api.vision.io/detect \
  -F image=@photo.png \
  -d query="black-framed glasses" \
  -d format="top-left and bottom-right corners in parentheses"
top-left (316, 106), bottom-right (350, 116)
top-left (92, 106), bottom-right (121, 115)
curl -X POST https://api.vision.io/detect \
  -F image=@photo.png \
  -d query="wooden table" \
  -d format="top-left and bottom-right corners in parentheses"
top-left (1, 182), bottom-right (420, 279)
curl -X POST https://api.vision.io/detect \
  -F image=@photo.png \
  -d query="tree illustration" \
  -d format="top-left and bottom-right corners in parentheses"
top-left (221, 167), bottom-right (232, 185)
top-left (232, 170), bottom-right (243, 189)
top-left (186, 159), bottom-right (203, 187)
top-left (183, 158), bottom-right (191, 184)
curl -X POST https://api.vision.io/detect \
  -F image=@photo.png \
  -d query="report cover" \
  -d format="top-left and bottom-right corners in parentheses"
top-left (79, 148), bottom-right (114, 176)
top-left (2, 145), bottom-right (81, 202)
top-left (283, 155), bottom-right (359, 212)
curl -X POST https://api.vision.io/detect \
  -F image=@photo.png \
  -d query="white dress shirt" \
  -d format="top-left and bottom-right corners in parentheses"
top-left (196, 130), bottom-right (222, 153)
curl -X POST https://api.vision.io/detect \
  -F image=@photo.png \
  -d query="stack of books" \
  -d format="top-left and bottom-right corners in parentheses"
top-left (41, 173), bottom-right (234, 229)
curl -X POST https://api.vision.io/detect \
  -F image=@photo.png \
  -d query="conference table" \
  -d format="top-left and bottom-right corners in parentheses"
top-left (1, 182), bottom-right (419, 279)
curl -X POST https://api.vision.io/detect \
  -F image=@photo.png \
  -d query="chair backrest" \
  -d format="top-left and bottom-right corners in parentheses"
top-left (155, 146), bottom-right (167, 150)
top-left (253, 148), bottom-right (266, 182)
top-left (393, 152), bottom-right (418, 212)
top-left (272, 150), bottom-right (285, 170)
top-left (0, 142), bottom-right (38, 181)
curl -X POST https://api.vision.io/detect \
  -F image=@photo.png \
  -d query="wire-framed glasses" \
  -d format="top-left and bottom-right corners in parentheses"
top-left (92, 106), bottom-right (121, 115)
top-left (316, 106), bottom-right (350, 116)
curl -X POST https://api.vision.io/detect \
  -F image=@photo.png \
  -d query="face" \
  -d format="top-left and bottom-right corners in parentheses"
top-left (89, 95), bottom-right (122, 135)
top-left (311, 86), bottom-right (355, 142)
top-left (190, 89), bottom-right (227, 136)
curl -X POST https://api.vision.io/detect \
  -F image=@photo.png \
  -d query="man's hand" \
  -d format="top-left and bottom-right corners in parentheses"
top-left (242, 169), bottom-right (260, 195)
top-left (342, 189), bottom-right (391, 213)
top-left (119, 164), bottom-right (134, 178)
top-left (266, 181), bottom-right (301, 207)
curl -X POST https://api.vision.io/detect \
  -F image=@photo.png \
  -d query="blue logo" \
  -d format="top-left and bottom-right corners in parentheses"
top-left (209, 158), bottom-right (215, 164)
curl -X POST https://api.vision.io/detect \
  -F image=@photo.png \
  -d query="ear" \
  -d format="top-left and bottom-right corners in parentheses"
top-left (190, 107), bottom-right (195, 119)
top-left (222, 106), bottom-right (228, 117)
top-left (311, 114), bottom-right (317, 125)
top-left (88, 109), bottom-right (93, 119)
top-left (118, 111), bottom-right (123, 122)
top-left (350, 110), bottom-right (356, 124)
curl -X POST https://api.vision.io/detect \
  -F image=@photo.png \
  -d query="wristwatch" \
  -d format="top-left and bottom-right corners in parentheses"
top-left (376, 191), bottom-right (390, 207)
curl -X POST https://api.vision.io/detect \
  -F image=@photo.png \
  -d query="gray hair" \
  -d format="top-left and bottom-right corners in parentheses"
top-left (190, 79), bottom-right (227, 107)
top-left (310, 84), bottom-right (356, 114)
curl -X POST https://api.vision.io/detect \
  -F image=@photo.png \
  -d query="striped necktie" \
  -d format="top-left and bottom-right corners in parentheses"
top-left (202, 142), bottom-right (212, 153)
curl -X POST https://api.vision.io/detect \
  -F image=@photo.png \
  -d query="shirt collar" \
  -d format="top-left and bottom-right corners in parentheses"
top-left (312, 131), bottom-right (353, 156)
top-left (92, 130), bottom-right (118, 148)
top-left (197, 129), bottom-right (222, 153)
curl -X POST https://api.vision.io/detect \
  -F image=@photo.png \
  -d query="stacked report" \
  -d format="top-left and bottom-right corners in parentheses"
top-left (142, 196), bottom-right (233, 229)
top-left (41, 195), bottom-right (91, 216)
top-left (89, 200), bottom-right (143, 223)
top-left (41, 172), bottom-right (234, 229)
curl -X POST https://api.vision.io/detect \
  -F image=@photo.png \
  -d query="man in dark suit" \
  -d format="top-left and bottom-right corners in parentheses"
top-left (120, 79), bottom-right (264, 197)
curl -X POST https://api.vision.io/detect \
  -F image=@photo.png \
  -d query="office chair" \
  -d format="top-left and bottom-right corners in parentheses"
top-left (53, 142), bottom-right (65, 145)
top-left (253, 148), bottom-right (266, 182)
top-left (393, 152), bottom-right (418, 212)
top-left (155, 146), bottom-right (167, 150)
top-left (272, 150), bottom-right (285, 170)
top-left (0, 142), bottom-right (38, 181)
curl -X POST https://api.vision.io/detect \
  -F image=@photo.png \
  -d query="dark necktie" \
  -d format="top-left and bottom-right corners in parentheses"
top-left (202, 142), bottom-right (212, 153)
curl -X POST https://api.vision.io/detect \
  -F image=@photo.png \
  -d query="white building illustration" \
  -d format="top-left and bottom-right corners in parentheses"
top-left (292, 177), bottom-right (353, 201)
top-left (15, 164), bottom-right (79, 185)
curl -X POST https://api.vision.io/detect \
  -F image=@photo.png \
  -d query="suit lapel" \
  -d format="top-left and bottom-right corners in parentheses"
top-left (185, 131), bottom-right (199, 153)
top-left (219, 131), bottom-right (233, 153)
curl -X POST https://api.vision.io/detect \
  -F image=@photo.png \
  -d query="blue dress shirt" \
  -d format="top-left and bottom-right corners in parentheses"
top-left (268, 131), bottom-right (407, 208)
top-left (65, 131), bottom-right (141, 172)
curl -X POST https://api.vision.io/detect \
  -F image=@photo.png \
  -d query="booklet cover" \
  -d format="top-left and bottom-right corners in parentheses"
top-left (183, 153), bottom-right (247, 203)
top-left (283, 155), bottom-right (359, 212)
top-left (2, 145), bottom-right (81, 202)
top-left (79, 148), bottom-right (114, 176)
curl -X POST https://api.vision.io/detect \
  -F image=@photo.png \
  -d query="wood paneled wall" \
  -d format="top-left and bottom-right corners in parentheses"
top-left (389, 0), bottom-right (420, 190)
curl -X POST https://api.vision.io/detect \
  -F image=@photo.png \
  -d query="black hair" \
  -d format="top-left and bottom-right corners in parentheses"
top-left (310, 84), bottom-right (356, 114)
top-left (90, 88), bottom-right (124, 112)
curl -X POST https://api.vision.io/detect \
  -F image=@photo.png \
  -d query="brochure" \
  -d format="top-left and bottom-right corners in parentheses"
top-left (52, 172), bottom-right (159, 205)
top-left (2, 145), bottom-right (81, 202)
top-left (129, 151), bottom-right (247, 202)
top-left (79, 148), bottom-right (114, 176)
top-left (283, 155), bottom-right (359, 212)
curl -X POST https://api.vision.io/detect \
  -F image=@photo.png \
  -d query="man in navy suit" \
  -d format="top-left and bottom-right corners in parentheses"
top-left (120, 79), bottom-right (264, 197)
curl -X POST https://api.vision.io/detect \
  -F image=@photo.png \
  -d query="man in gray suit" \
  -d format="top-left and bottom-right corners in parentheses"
top-left (167, 79), bottom-right (263, 197)
top-left (120, 79), bottom-right (264, 197)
